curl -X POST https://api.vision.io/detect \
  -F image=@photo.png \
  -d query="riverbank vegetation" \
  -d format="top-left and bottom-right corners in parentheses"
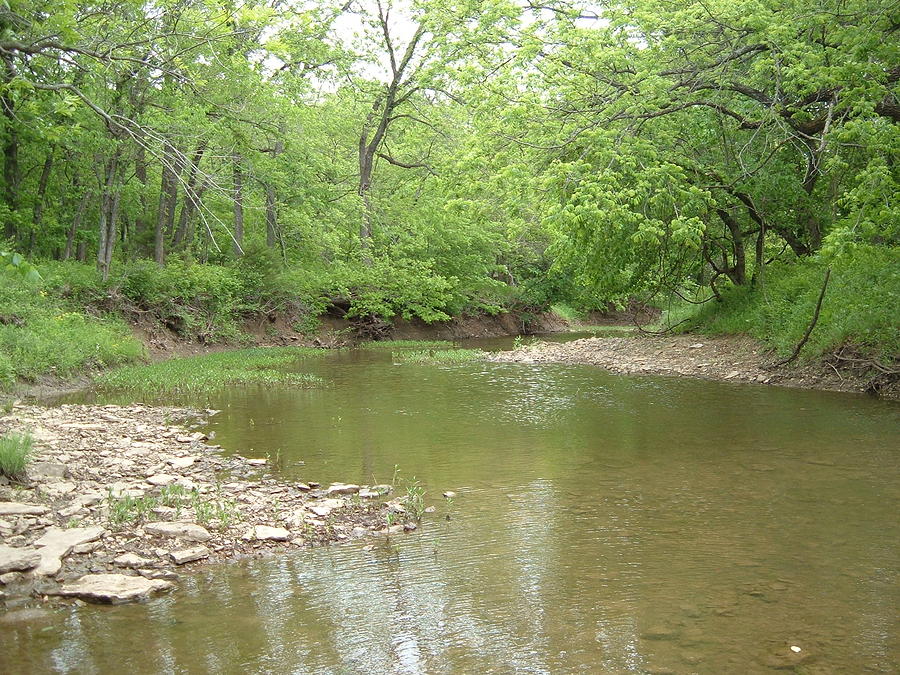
top-left (96, 347), bottom-right (324, 396)
top-left (1, 0), bottom-right (896, 386)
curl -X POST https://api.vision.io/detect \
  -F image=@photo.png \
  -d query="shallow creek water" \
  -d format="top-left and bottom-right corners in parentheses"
top-left (3, 345), bottom-right (899, 673)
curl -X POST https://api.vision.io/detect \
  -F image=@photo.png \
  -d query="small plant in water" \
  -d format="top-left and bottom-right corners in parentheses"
top-left (403, 478), bottom-right (426, 520)
top-left (512, 335), bottom-right (524, 349)
top-left (0, 431), bottom-right (33, 480)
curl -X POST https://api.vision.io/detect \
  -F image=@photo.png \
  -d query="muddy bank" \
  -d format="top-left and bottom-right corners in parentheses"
top-left (129, 310), bottom-right (569, 361)
top-left (491, 335), bottom-right (899, 399)
top-left (0, 404), bottom-right (422, 606)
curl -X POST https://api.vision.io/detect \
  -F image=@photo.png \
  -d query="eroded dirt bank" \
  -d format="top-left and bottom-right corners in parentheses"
top-left (0, 404), bottom-right (419, 606)
top-left (491, 335), bottom-right (899, 399)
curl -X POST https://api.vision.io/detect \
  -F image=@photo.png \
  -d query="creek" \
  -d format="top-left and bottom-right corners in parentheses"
top-left (3, 342), bottom-right (898, 673)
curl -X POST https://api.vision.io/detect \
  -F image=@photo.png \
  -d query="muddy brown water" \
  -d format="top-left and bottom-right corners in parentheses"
top-left (3, 344), bottom-right (899, 673)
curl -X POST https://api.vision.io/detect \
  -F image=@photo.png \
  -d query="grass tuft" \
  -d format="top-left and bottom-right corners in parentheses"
top-left (96, 347), bottom-right (326, 395)
top-left (0, 432), bottom-right (33, 479)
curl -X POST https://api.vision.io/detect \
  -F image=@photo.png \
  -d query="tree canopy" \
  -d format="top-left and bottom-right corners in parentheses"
top-left (1, 0), bottom-right (896, 317)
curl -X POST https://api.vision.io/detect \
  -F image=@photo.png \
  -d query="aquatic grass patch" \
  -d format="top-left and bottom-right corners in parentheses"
top-left (360, 339), bottom-right (454, 350)
top-left (0, 432), bottom-right (33, 480)
top-left (391, 348), bottom-right (486, 364)
top-left (96, 347), bottom-right (326, 395)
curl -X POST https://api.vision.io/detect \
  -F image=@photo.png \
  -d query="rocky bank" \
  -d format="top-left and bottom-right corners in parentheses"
top-left (0, 404), bottom-right (420, 606)
top-left (491, 334), bottom-right (897, 398)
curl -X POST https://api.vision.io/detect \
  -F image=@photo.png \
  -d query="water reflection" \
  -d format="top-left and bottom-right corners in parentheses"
top-left (4, 352), bottom-right (899, 673)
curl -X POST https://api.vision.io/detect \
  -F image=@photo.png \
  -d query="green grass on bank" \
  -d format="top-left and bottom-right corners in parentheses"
top-left (392, 348), bottom-right (486, 364)
top-left (0, 282), bottom-right (143, 389)
top-left (96, 347), bottom-right (325, 395)
top-left (658, 245), bottom-right (899, 362)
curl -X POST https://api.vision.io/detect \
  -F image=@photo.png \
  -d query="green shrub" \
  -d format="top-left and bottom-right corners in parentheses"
top-left (659, 245), bottom-right (900, 361)
top-left (0, 352), bottom-right (14, 389)
top-left (0, 432), bottom-right (33, 479)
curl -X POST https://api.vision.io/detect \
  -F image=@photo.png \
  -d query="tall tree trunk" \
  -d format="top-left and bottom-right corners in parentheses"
top-left (154, 139), bottom-right (180, 265)
top-left (2, 54), bottom-right (19, 240)
top-left (64, 189), bottom-right (92, 261)
top-left (134, 142), bottom-right (150, 252)
top-left (265, 131), bottom-right (284, 249)
top-left (28, 151), bottom-right (54, 254)
top-left (717, 208), bottom-right (746, 285)
top-left (172, 141), bottom-right (207, 249)
top-left (97, 152), bottom-right (121, 281)
top-left (358, 140), bottom-right (375, 244)
top-left (232, 153), bottom-right (244, 257)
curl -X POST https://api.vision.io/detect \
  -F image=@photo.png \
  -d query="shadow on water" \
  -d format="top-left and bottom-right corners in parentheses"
top-left (5, 347), bottom-right (899, 673)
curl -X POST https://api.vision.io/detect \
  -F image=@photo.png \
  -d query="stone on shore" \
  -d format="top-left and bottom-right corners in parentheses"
top-left (144, 522), bottom-right (211, 542)
top-left (34, 527), bottom-right (106, 576)
top-left (327, 483), bottom-right (360, 496)
top-left (253, 525), bottom-right (291, 541)
top-left (169, 546), bottom-right (210, 564)
top-left (0, 502), bottom-right (49, 516)
top-left (52, 573), bottom-right (174, 605)
top-left (0, 546), bottom-right (41, 574)
top-left (307, 499), bottom-right (345, 517)
top-left (113, 553), bottom-right (155, 569)
top-left (168, 456), bottom-right (197, 470)
top-left (146, 474), bottom-right (177, 486)
top-left (28, 462), bottom-right (69, 480)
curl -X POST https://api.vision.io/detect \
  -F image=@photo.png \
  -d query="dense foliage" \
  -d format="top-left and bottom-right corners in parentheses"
top-left (1, 0), bottom-right (896, 381)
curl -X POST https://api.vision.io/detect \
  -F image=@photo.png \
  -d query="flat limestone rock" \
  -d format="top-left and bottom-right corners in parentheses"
top-left (0, 503), bottom-right (49, 516)
top-left (0, 546), bottom-right (41, 574)
top-left (169, 546), bottom-right (209, 564)
top-left (144, 522), bottom-right (211, 542)
top-left (254, 526), bottom-right (291, 541)
top-left (28, 462), bottom-right (69, 480)
top-left (326, 483), bottom-right (360, 496)
top-left (113, 553), bottom-right (155, 568)
top-left (34, 527), bottom-right (106, 576)
top-left (146, 474), bottom-right (176, 486)
top-left (168, 456), bottom-right (197, 470)
top-left (53, 573), bottom-right (174, 605)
